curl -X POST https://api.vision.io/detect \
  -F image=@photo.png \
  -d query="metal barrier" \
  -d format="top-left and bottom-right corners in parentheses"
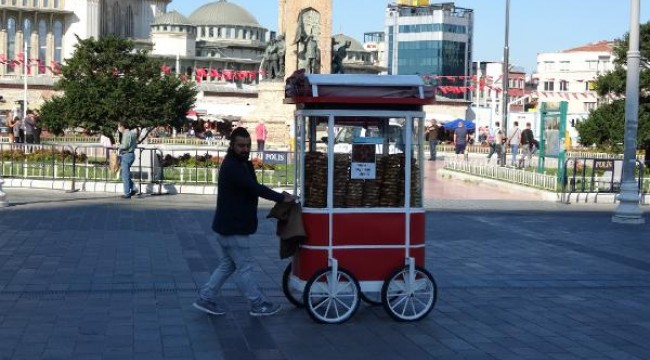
top-left (444, 160), bottom-right (558, 191)
top-left (1, 143), bottom-right (294, 193)
top-left (561, 157), bottom-right (646, 203)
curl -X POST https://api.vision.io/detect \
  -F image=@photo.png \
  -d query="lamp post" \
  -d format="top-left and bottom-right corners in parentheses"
top-left (612, 0), bottom-right (645, 224)
top-left (501, 0), bottom-right (510, 166)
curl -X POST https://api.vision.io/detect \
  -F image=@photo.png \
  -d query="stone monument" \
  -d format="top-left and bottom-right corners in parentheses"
top-left (279, 0), bottom-right (333, 75)
top-left (246, 0), bottom-right (333, 149)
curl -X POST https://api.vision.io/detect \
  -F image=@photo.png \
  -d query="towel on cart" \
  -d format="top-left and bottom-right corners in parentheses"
top-left (267, 201), bottom-right (306, 259)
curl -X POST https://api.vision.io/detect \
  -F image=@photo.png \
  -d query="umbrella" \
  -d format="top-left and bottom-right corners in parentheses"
top-left (443, 118), bottom-right (475, 131)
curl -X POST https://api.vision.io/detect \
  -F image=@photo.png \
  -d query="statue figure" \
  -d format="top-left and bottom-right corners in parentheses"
top-left (262, 39), bottom-right (280, 80)
top-left (276, 35), bottom-right (286, 77)
top-left (332, 40), bottom-right (351, 74)
top-left (304, 34), bottom-right (319, 74)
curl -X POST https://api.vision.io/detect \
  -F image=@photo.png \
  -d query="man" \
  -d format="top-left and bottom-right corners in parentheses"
top-left (507, 121), bottom-right (522, 167)
top-left (487, 121), bottom-right (504, 165)
top-left (453, 121), bottom-right (469, 160)
top-left (23, 110), bottom-right (36, 144)
top-left (519, 122), bottom-right (535, 168)
top-left (255, 120), bottom-right (268, 152)
top-left (426, 119), bottom-right (439, 161)
top-left (193, 127), bottom-right (295, 317)
top-left (117, 121), bottom-right (138, 199)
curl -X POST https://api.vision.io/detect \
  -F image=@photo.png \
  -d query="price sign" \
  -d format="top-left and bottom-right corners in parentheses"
top-left (351, 144), bottom-right (376, 180)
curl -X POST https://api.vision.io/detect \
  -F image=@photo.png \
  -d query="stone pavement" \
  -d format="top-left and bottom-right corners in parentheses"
top-left (0, 175), bottom-right (649, 359)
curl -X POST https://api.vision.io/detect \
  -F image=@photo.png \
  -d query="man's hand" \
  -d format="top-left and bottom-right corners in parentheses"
top-left (282, 191), bottom-right (298, 203)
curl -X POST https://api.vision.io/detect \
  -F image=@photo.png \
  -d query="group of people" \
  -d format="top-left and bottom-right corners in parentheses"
top-left (426, 119), bottom-right (539, 168)
top-left (5, 110), bottom-right (41, 144)
top-left (486, 121), bottom-right (539, 168)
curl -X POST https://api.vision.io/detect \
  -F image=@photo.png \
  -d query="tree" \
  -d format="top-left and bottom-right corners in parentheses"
top-left (577, 23), bottom-right (650, 151)
top-left (39, 35), bottom-right (197, 142)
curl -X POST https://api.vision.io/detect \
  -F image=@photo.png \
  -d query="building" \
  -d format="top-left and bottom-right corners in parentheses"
top-left (0, 0), bottom-right (169, 111)
top-left (533, 40), bottom-right (616, 115)
top-left (383, 1), bottom-right (473, 99)
top-left (331, 33), bottom-right (384, 74)
top-left (363, 31), bottom-right (387, 72)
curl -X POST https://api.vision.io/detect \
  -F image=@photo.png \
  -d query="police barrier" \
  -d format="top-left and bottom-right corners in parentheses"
top-left (561, 157), bottom-right (646, 203)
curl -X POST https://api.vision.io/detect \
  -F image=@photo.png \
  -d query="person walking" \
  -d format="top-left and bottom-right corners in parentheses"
top-left (487, 122), bottom-right (504, 165)
top-left (23, 111), bottom-right (36, 144)
top-left (193, 127), bottom-right (295, 317)
top-left (117, 121), bottom-right (138, 199)
top-left (255, 120), bottom-right (268, 152)
top-left (453, 121), bottom-right (469, 161)
top-left (12, 117), bottom-right (22, 143)
top-left (519, 122), bottom-right (535, 168)
top-left (426, 119), bottom-right (439, 161)
top-left (507, 121), bottom-right (522, 167)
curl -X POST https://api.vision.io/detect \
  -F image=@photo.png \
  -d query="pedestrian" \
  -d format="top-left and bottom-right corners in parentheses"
top-left (193, 127), bottom-right (295, 317)
top-left (255, 120), bottom-right (268, 152)
top-left (23, 111), bottom-right (36, 144)
top-left (7, 112), bottom-right (15, 144)
top-left (453, 121), bottom-right (469, 161)
top-left (117, 121), bottom-right (138, 199)
top-left (426, 119), bottom-right (439, 161)
top-left (487, 121), bottom-right (504, 165)
top-left (12, 117), bottom-right (22, 143)
top-left (519, 122), bottom-right (535, 168)
top-left (507, 121), bottom-right (521, 167)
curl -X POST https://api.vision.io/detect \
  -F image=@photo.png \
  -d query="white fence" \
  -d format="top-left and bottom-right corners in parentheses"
top-left (444, 160), bottom-right (558, 191)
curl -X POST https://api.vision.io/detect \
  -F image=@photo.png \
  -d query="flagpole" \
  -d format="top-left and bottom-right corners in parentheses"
top-left (23, 39), bottom-right (28, 121)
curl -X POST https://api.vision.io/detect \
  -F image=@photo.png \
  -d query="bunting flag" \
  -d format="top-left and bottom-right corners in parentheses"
top-left (0, 54), bottom-right (6, 64)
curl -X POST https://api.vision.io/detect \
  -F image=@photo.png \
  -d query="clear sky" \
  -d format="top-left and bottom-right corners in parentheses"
top-left (168, 0), bottom-right (650, 73)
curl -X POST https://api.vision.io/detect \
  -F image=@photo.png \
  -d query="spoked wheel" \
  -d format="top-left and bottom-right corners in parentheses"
top-left (303, 267), bottom-right (360, 324)
top-left (360, 292), bottom-right (382, 306)
top-left (381, 266), bottom-right (437, 322)
top-left (282, 263), bottom-right (304, 307)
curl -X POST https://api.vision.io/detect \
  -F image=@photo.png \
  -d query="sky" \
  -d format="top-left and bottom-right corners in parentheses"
top-left (168, 0), bottom-right (650, 73)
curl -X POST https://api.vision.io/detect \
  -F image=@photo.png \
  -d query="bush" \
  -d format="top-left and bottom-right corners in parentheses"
top-left (159, 153), bottom-right (275, 170)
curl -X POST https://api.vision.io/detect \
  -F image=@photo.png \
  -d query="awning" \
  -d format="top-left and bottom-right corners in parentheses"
top-left (195, 103), bottom-right (253, 118)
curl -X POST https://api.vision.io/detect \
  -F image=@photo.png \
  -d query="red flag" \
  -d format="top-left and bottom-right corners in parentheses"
top-left (210, 69), bottom-right (220, 78)
top-left (0, 54), bottom-right (6, 64)
top-left (222, 70), bottom-right (234, 80)
top-left (195, 68), bottom-right (206, 77)
top-left (16, 53), bottom-right (25, 64)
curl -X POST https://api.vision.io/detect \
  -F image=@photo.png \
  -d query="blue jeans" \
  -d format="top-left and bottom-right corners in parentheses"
top-left (510, 144), bottom-right (519, 166)
top-left (120, 152), bottom-right (135, 195)
top-left (199, 234), bottom-right (267, 306)
top-left (428, 140), bottom-right (439, 160)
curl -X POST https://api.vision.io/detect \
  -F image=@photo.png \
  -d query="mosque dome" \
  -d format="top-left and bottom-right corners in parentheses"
top-left (189, 0), bottom-right (260, 27)
top-left (153, 11), bottom-right (192, 26)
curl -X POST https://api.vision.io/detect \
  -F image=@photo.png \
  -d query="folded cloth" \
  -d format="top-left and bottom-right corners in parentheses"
top-left (267, 201), bottom-right (306, 259)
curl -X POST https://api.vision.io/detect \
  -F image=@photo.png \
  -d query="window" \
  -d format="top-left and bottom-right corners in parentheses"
top-left (584, 102), bottom-right (597, 112)
top-left (544, 81), bottom-right (554, 91)
top-left (208, 27), bottom-right (213, 37)
top-left (559, 80), bottom-right (569, 91)
top-left (24, 18), bottom-right (32, 66)
top-left (586, 81), bottom-right (596, 91)
top-left (54, 20), bottom-right (63, 63)
top-left (543, 61), bottom-right (554, 71)
top-left (586, 60), bottom-right (598, 70)
top-left (126, 6), bottom-right (134, 37)
top-left (113, 2), bottom-right (120, 36)
top-left (32, 0), bottom-right (37, 6)
top-left (7, 17), bottom-right (16, 73)
top-left (559, 61), bottom-right (570, 72)
top-left (38, 20), bottom-right (47, 74)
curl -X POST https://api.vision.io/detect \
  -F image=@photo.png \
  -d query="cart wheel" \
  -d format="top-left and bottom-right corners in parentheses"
top-left (381, 266), bottom-right (437, 322)
top-left (303, 267), bottom-right (360, 324)
top-left (360, 292), bottom-right (382, 306)
top-left (282, 263), bottom-right (304, 307)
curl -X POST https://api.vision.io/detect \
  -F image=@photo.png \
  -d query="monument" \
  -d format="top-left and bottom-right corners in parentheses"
top-left (279, 0), bottom-right (333, 75)
top-left (247, 0), bottom-right (333, 149)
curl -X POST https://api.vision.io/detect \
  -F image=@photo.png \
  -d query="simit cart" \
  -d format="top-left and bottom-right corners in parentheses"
top-left (282, 74), bottom-right (438, 324)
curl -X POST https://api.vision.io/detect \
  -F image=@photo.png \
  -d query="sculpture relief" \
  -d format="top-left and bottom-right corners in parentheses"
top-left (293, 8), bottom-right (321, 74)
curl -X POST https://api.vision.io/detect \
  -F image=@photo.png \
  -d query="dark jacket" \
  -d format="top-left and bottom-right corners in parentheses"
top-left (212, 149), bottom-right (285, 235)
top-left (267, 202), bottom-right (306, 258)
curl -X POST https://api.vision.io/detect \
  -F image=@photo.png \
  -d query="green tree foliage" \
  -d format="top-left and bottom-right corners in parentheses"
top-left (577, 23), bottom-right (650, 151)
top-left (39, 36), bottom-right (197, 141)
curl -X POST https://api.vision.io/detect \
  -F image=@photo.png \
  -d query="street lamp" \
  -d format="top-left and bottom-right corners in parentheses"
top-left (501, 0), bottom-right (510, 166)
top-left (612, 0), bottom-right (645, 224)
